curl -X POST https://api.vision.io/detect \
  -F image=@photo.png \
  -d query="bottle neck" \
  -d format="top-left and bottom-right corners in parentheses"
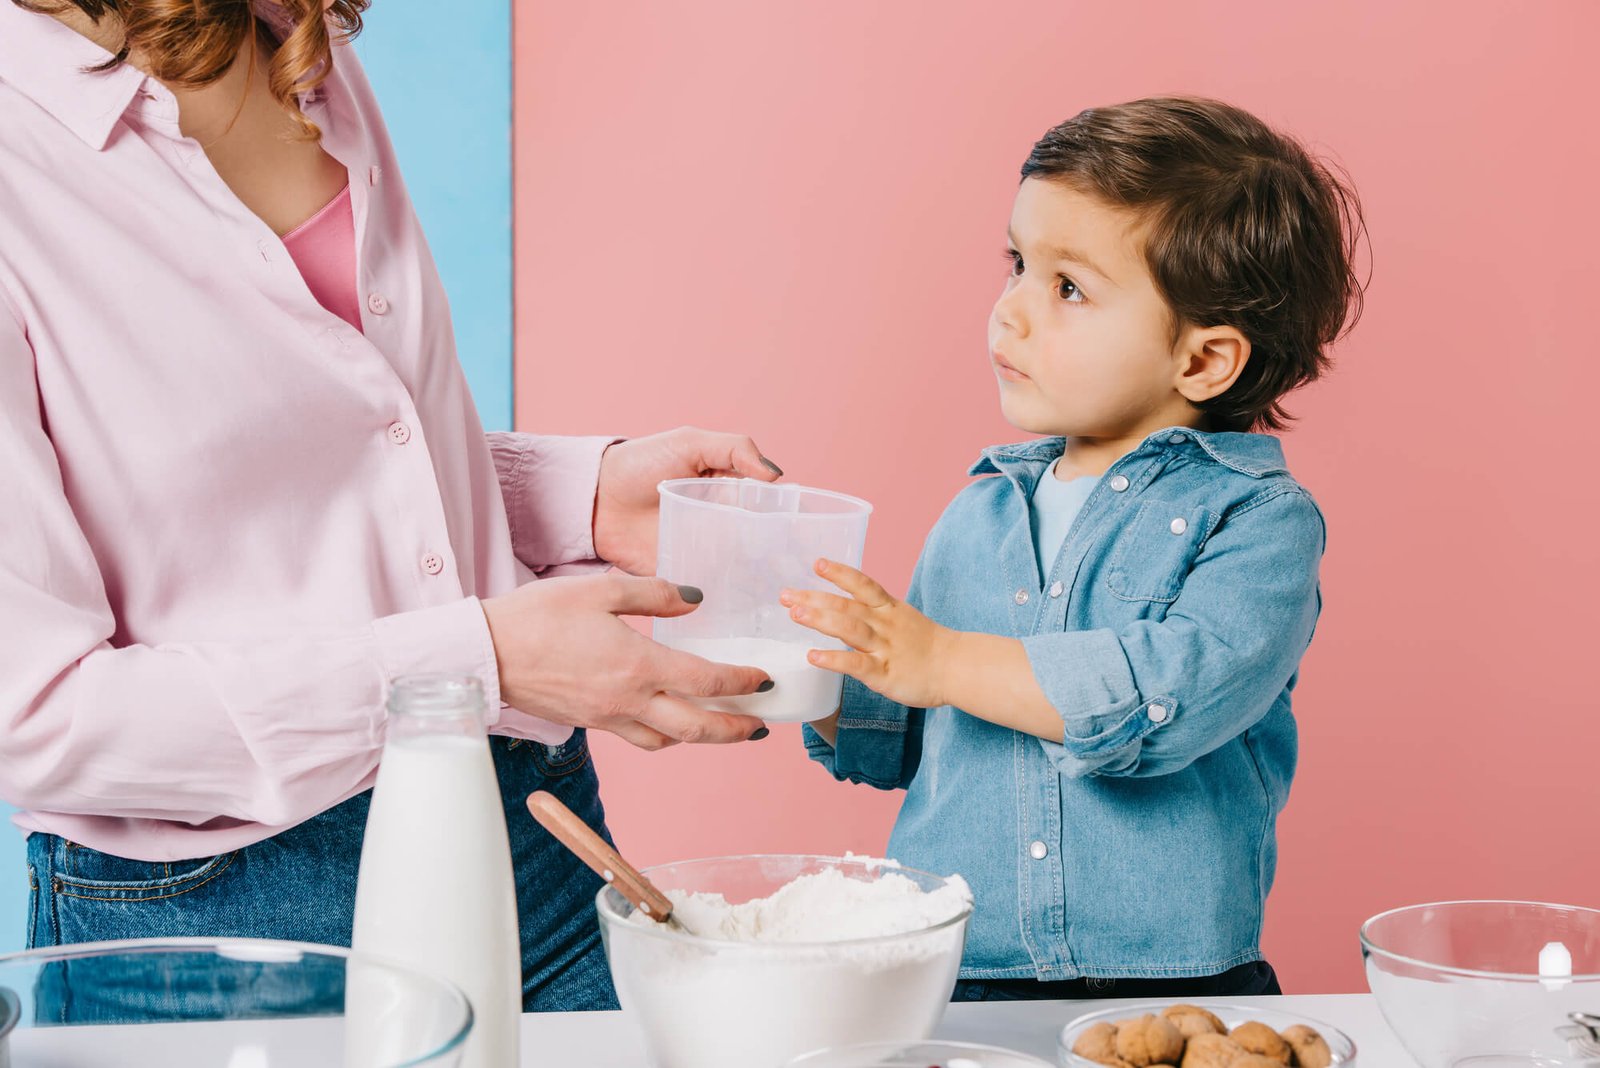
top-left (386, 674), bottom-right (487, 742)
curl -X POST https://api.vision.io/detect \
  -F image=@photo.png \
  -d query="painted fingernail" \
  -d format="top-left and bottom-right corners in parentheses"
top-left (677, 585), bottom-right (704, 604)
top-left (760, 456), bottom-right (784, 477)
top-left (748, 726), bottom-right (771, 741)
top-left (756, 679), bottom-right (776, 693)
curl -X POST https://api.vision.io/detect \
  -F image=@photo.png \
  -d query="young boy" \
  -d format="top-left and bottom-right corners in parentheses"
top-left (784, 97), bottom-right (1363, 1000)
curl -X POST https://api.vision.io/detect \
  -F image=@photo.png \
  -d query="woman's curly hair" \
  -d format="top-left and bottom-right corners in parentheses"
top-left (13, 0), bottom-right (369, 140)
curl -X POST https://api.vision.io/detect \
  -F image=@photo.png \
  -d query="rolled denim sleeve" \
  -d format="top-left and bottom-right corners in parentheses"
top-left (803, 676), bottom-right (924, 790)
top-left (1026, 487), bottom-right (1325, 778)
top-left (802, 560), bottom-right (929, 791)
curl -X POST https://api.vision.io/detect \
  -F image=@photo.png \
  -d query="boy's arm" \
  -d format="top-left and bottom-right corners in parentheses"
top-left (793, 487), bottom-right (1324, 779)
top-left (949, 486), bottom-right (1324, 777)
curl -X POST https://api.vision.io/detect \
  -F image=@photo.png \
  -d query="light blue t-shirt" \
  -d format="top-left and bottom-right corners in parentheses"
top-left (1029, 458), bottom-right (1098, 580)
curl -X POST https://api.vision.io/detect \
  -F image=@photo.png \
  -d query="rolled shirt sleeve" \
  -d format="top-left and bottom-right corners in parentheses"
top-left (1024, 488), bottom-right (1325, 778)
top-left (487, 432), bottom-right (620, 572)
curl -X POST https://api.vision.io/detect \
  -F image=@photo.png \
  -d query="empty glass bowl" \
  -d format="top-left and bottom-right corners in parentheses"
top-left (0, 938), bottom-right (472, 1067)
top-left (786, 1038), bottom-right (1054, 1067)
top-left (1361, 900), bottom-right (1600, 1066)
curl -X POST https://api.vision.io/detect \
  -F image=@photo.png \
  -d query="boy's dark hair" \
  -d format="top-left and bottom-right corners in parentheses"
top-left (1021, 97), bottom-right (1366, 432)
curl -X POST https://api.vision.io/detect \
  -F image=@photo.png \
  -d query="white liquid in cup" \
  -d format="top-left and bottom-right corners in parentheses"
top-left (672, 637), bottom-right (842, 723)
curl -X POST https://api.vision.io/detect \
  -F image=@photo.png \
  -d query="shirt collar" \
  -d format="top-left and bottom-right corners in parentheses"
top-left (0, 1), bottom-right (147, 151)
top-left (968, 428), bottom-right (1289, 480)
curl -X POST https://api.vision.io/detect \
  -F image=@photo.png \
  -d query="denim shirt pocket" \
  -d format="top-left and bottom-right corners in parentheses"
top-left (1106, 500), bottom-right (1221, 603)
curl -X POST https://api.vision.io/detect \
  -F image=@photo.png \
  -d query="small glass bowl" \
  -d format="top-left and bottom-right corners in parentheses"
top-left (786, 1038), bottom-right (1055, 1067)
top-left (1058, 1000), bottom-right (1357, 1066)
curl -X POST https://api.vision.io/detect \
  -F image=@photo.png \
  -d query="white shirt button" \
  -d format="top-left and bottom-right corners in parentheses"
top-left (421, 552), bottom-right (444, 576)
top-left (367, 292), bottom-right (391, 315)
top-left (1029, 841), bottom-right (1048, 860)
top-left (369, 164), bottom-right (383, 186)
top-left (1170, 517), bottom-right (1188, 535)
top-left (1148, 703), bottom-right (1170, 724)
top-left (1109, 475), bottom-right (1130, 492)
top-left (387, 421), bottom-right (412, 445)
top-left (1014, 589), bottom-right (1029, 605)
top-left (1048, 580), bottom-right (1064, 598)
top-left (1168, 433), bottom-right (1187, 444)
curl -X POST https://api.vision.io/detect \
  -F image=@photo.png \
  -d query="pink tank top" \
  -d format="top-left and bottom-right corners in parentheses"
top-left (281, 184), bottom-right (363, 331)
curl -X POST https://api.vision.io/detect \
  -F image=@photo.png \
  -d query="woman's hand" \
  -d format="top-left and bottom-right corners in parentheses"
top-left (592, 427), bottom-right (782, 576)
top-left (481, 573), bottom-right (775, 750)
top-left (781, 559), bottom-right (958, 710)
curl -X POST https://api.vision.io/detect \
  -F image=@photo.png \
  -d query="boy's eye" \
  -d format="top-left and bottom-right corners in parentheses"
top-left (1057, 276), bottom-right (1084, 302)
top-left (1005, 249), bottom-right (1024, 276)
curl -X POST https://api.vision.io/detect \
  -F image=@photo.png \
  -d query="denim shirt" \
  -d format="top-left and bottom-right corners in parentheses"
top-left (804, 428), bottom-right (1325, 980)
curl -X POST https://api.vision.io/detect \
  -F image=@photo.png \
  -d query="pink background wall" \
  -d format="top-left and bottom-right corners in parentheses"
top-left (514, 2), bottom-right (1599, 992)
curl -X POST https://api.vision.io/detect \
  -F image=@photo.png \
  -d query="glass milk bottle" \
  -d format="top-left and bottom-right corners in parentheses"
top-left (349, 674), bottom-right (519, 1068)
top-left (654, 478), bottom-right (872, 722)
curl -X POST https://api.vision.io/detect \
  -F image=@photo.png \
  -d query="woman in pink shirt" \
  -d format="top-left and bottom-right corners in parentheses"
top-left (0, 0), bottom-right (779, 1010)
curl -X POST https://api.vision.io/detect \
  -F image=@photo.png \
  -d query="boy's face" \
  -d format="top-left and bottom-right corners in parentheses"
top-left (988, 178), bottom-right (1199, 442)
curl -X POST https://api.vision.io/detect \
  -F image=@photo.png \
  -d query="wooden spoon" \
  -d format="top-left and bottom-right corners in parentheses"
top-left (525, 790), bottom-right (698, 934)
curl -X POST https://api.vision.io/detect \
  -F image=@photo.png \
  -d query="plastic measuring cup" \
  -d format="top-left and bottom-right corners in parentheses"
top-left (654, 478), bottom-right (872, 722)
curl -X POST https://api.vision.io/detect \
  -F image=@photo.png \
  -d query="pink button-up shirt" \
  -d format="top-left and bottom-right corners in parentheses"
top-left (0, 3), bottom-right (611, 861)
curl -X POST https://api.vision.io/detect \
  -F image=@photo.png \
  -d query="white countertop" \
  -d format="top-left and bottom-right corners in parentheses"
top-left (6, 993), bottom-right (1410, 1065)
top-left (535, 993), bottom-right (1410, 1065)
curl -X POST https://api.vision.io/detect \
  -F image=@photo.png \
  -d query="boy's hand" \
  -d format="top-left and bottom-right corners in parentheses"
top-left (781, 559), bottom-right (956, 709)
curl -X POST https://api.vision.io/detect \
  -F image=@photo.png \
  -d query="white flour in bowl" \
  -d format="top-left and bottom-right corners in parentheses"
top-left (634, 863), bottom-right (971, 947)
top-left (606, 860), bottom-right (972, 1068)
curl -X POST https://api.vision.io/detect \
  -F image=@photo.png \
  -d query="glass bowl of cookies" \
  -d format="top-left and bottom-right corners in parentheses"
top-left (1058, 1001), bottom-right (1356, 1066)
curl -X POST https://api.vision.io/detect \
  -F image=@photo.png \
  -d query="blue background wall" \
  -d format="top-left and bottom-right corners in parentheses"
top-left (0, 0), bottom-right (513, 952)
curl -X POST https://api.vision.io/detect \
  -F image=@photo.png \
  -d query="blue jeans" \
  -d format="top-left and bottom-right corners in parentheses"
top-left (951, 959), bottom-right (1281, 1001)
top-left (24, 733), bottom-right (618, 1015)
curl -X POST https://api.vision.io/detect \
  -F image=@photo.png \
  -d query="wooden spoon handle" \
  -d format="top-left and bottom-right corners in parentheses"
top-left (526, 790), bottom-right (676, 923)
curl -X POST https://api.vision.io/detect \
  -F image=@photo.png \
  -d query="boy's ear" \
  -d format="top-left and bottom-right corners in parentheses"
top-left (1173, 325), bottom-right (1250, 404)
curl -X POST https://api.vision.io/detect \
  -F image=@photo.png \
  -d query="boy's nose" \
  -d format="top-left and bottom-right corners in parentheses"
top-left (991, 287), bottom-right (1029, 339)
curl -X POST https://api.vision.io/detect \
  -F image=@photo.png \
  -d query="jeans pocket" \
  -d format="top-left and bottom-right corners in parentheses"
top-left (26, 863), bottom-right (39, 948)
top-left (53, 842), bottom-right (239, 903)
top-left (531, 730), bottom-right (592, 779)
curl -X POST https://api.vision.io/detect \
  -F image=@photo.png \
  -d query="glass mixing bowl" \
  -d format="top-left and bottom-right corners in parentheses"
top-left (0, 938), bottom-right (471, 1067)
top-left (1361, 900), bottom-right (1600, 1066)
top-left (597, 854), bottom-right (971, 1068)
